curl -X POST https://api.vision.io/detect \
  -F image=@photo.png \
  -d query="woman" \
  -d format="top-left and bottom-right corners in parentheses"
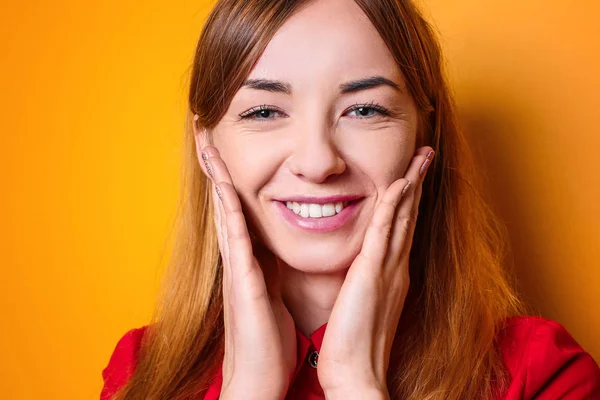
top-left (100, 0), bottom-right (600, 399)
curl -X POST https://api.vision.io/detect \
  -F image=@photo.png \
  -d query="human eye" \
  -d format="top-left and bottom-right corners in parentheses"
top-left (344, 101), bottom-right (391, 119)
top-left (238, 104), bottom-right (287, 122)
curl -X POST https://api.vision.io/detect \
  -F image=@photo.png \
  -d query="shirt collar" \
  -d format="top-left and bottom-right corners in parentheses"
top-left (295, 322), bottom-right (328, 352)
top-left (287, 321), bottom-right (328, 391)
top-left (207, 321), bottom-right (330, 396)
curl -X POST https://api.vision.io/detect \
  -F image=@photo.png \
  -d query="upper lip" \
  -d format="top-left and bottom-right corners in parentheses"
top-left (274, 195), bottom-right (364, 204)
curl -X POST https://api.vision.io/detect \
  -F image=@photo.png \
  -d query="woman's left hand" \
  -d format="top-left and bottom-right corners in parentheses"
top-left (317, 146), bottom-right (435, 399)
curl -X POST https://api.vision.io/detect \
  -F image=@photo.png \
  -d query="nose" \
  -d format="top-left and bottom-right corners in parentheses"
top-left (288, 124), bottom-right (346, 183)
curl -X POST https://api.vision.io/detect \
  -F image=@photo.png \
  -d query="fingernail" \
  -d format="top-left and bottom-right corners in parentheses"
top-left (401, 181), bottom-right (412, 196)
top-left (204, 159), bottom-right (214, 178)
top-left (215, 184), bottom-right (223, 201)
top-left (419, 159), bottom-right (431, 177)
top-left (420, 150), bottom-right (435, 177)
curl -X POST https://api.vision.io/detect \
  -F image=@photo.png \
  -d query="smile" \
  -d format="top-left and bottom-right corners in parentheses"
top-left (284, 201), bottom-right (349, 218)
top-left (274, 198), bottom-right (364, 233)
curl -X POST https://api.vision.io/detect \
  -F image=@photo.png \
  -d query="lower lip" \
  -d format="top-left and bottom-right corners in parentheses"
top-left (274, 199), bottom-right (364, 233)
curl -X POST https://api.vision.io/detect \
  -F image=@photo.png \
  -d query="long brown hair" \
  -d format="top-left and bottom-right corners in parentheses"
top-left (112, 0), bottom-right (530, 398)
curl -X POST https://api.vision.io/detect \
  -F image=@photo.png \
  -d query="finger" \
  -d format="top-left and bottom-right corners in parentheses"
top-left (192, 127), bottom-right (230, 269)
top-left (354, 177), bottom-right (410, 270)
top-left (403, 147), bottom-right (433, 232)
top-left (202, 146), bottom-right (253, 271)
top-left (202, 146), bottom-right (234, 189)
top-left (199, 146), bottom-right (230, 270)
top-left (410, 147), bottom-right (433, 226)
top-left (212, 181), bottom-right (230, 272)
top-left (192, 123), bottom-right (213, 181)
top-left (203, 146), bottom-right (258, 276)
top-left (359, 141), bottom-right (432, 268)
top-left (208, 184), bottom-right (235, 365)
top-left (402, 150), bottom-right (428, 260)
top-left (383, 147), bottom-right (434, 270)
top-left (202, 147), bottom-right (270, 302)
top-left (216, 181), bottom-right (255, 277)
top-left (212, 182), bottom-right (234, 352)
top-left (194, 130), bottom-right (230, 268)
top-left (201, 145), bottom-right (235, 271)
top-left (402, 181), bottom-right (422, 260)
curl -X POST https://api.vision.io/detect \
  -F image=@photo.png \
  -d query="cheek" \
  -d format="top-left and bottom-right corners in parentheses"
top-left (342, 130), bottom-right (414, 186)
top-left (213, 134), bottom-right (286, 201)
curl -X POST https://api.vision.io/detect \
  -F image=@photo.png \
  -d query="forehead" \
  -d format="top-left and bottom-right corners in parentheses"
top-left (247, 0), bottom-right (402, 90)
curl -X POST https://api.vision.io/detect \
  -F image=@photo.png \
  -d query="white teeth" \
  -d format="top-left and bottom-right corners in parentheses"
top-left (334, 202), bottom-right (343, 213)
top-left (284, 201), bottom-right (349, 218)
top-left (322, 203), bottom-right (335, 217)
top-left (300, 203), bottom-right (309, 218)
top-left (308, 204), bottom-right (322, 218)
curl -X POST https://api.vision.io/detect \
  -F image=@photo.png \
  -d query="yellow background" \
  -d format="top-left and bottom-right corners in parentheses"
top-left (1, 0), bottom-right (598, 398)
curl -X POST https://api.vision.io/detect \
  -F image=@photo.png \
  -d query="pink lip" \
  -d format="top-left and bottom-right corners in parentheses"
top-left (274, 198), bottom-right (364, 233)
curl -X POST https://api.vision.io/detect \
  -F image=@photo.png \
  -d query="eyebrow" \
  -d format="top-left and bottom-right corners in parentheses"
top-left (240, 75), bottom-right (401, 95)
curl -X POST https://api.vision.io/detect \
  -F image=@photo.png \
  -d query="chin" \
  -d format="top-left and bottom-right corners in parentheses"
top-left (273, 240), bottom-right (361, 273)
top-left (250, 200), bottom-right (372, 273)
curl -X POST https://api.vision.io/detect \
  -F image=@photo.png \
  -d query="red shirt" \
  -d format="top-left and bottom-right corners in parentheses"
top-left (100, 316), bottom-right (600, 399)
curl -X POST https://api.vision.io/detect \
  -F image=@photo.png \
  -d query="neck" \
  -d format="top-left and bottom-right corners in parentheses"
top-left (278, 259), bottom-right (349, 338)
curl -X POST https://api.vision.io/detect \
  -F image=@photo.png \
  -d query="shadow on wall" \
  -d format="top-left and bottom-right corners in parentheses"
top-left (458, 97), bottom-right (547, 310)
top-left (457, 91), bottom-right (599, 363)
top-left (421, 0), bottom-right (600, 362)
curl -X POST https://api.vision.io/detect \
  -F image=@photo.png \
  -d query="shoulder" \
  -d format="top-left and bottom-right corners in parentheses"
top-left (99, 324), bottom-right (224, 400)
top-left (100, 325), bottom-right (149, 400)
top-left (496, 315), bottom-right (600, 399)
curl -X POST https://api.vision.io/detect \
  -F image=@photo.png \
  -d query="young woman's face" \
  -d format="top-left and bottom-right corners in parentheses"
top-left (203, 0), bottom-right (418, 273)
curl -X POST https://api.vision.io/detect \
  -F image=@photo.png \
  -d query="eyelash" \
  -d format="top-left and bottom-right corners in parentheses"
top-left (237, 101), bottom-right (391, 122)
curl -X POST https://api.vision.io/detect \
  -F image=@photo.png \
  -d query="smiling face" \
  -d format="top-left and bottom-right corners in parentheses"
top-left (198, 0), bottom-right (419, 273)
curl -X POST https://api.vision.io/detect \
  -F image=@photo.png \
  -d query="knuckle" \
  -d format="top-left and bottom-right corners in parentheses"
top-left (368, 222), bottom-right (392, 239)
top-left (397, 215), bottom-right (414, 233)
top-left (227, 232), bottom-right (247, 245)
top-left (380, 197), bottom-right (395, 206)
top-left (225, 210), bottom-right (245, 226)
top-left (379, 199), bottom-right (397, 212)
top-left (356, 252), bottom-right (374, 264)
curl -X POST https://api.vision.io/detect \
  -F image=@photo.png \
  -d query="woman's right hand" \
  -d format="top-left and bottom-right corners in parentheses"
top-left (198, 144), bottom-right (298, 400)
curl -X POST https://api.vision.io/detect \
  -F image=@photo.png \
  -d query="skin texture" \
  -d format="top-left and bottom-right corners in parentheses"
top-left (193, 0), bottom-right (434, 397)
